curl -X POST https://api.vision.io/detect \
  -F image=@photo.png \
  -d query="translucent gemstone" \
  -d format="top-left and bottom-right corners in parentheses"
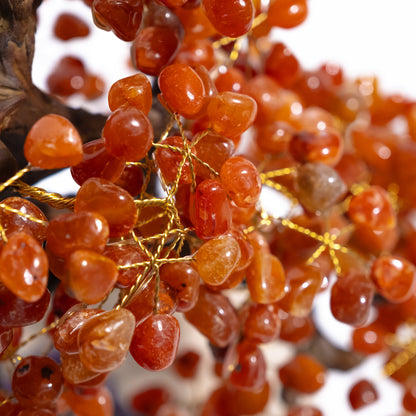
top-left (175, 38), bottom-right (215, 70)
top-left (66, 249), bottom-right (118, 304)
top-left (348, 379), bottom-right (378, 410)
top-left (330, 271), bottom-right (375, 326)
top-left (0, 327), bottom-right (22, 360)
top-left (267, 0), bottom-right (308, 29)
top-left (190, 179), bottom-right (232, 239)
top-left (0, 285), bottom-right (50, 328)
top-left (228, 382), bottom-right (270, 415)
top-left (131, 386), bottom-right (170, 415)
top-left (351, 322), bottom-right (386, 355)
top-left (254, 121), bottom-right (294, 154)
top-left (159, 261), bottom-right (200, 312)
top-left (195, 235), bottom-right (241, 286)
top-left (279, 311), bottom-right (315, 344)
top-left (174, 350), bottom-right (200, 378)
top-left (47, 211), bottom-right (109, 258)
top-left (130, 313), bottom-right (180, 371)
top-left (102, 106), bottom-right (154, 161)
top-left (108, 73), bottom-right (152, 114)
top-left (0, 327), bottom-right (13, 357)
top-left (207, 92), bottom-right (257, 138)
top-left (24, 114), bottom-right (83, 169)
top-left (215, 66), bottom-right (246, 93)
top-left (278, 354), bottom-right (326, 393)
top-left (296, 162), bottom-right (347, 213)
top-left (0, 197), bottom-right (47, 243)
top-left (78, 308), bottom-right (135, 372)
top-left (185, 285), bottom-right (239, 347)
top-left (70, 138), bottom-right (126, 185)
top-left (220, 156), bottom-right (262, 208)
top-left (74, 177), bottom-right (138, 238)
top-left (61, 352), bottom-right (103, 385)
top-left (403, 381), bottom-right (416, 412)
top-left (287, 406), bottom-right (323, 416)
top-left (114, 163), bottom-right (144, 196)
top-left (0, 232), bottom-right (48, 303)
top-left (12, 356), bottom-right (63, 408)
top-left (54, 12), bottom-right (90, 40)
top-left (242, 303), bottom-right (281, 343)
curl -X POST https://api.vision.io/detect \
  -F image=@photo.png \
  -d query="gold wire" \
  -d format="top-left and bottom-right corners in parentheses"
top-left (0, 203), bottom-right (48, 225)
top-left (0, 164), bottom-right (31, 193)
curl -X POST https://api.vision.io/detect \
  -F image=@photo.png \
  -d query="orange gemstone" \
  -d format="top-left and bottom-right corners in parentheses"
top-left (267, 0), bottom-right (308, 29)
top-left (54, 12), bottom-right (90, 40)
top-left (348, 379), bottom-right (378, 410)
top-left (60, 386), bottom-right (113, 416)
top-left (24, 114), bottom-right (83, 169)
top-left (61, 352), bottom-right (103, 385)
top-left (0, 232), bottom-right (48, 303)
top-left (242, 303), bottom-right (281, 343)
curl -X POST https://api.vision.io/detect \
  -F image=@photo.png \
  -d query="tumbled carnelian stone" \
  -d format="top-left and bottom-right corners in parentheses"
top-left (351, 322), bottom-right (386, 355)
top-left (403, 381), bottom-right (416, 412)
top-left (24, 114), bottom-right (83, 169)
top-left (154, 136), bottom-right (195, 185)
top-left (190, 179), bottom-right (232, 239)
top-left (60, 386), bottom-right (113, 416)
top-left (74, 177), bottom-right (138, 238)
top-left (175, 6), bottom-right (217, 41)
top-left (61, 352), bottom-right (104, 385)
top-left (202, 0), bottom-right (254, 37)
top-left (66, 249), bottom-right (118, 304)
top-left (348, 379), bottom-right (378, 410)
top-left (12, 356), bottom-right (63, 408)
top-left (131, 386), bottom-right (171, 415)
top-left (159, 63), bottom-right (205, 118)
top-left (195, 235), bottom-right (241, 286)
top-left (130, 313), bottom-right (180, 371)
top-left (0, 232), bottom-right (48, 303)
top-left (175, 38), bottom-right (215, 70)
top-left (174, 350), bottom-right (200, 379)
top-left (214, 66), bottom-right (245, 94)
top-left (70, 138), bottom-right (125, 185)
top-left (242, 303), bottom-right (281, 343)
top-left (54, 12), bottom-right (90, 40)
top-left (267, 0), bottom-right (308, 28)
top-left (92, 0), bottom-right (143, 41)
top-left (224, 340), bottom-right (266, 392)
top-left (254, 121), bottom-right (294, 154)
top-left (277, 265), bottom-right (322, 318)
top-left (47, 211), bottom-right (109, 259)
top-left (103, 106), bottom-right (154, 161)
top-left (108, 73), bottom-right (152, 114)
top-left (287, 406), bottom-right (323, 416)
top-left (207, 92), bottom-right (257, 138)
top-left (330, 271), bottom-right (375, 326)
top-left (185, 285), bottom-right (239, 347)
top-left (115, 163), bottom-right (144, 196)
top-left (54, 307), bottom-right (103, 355)
top-left (103, 244), bottom-right (148, 288)
top-left (0, 197), bottom-right (47, 243)
top-left (159, 261), bottom-right (200, 312)
top-left (278, 354), bottom-right (326, 394)
top-left (220, 156), bottom-right (261, 208)
top-left (279, 311), bottom-right (315, 344)
top-left (228, 381), bottom-right (270, 415)
top-left (335, 152), bottom-right (371, 189)
top-left (78, 308), bottom-right (135, 372)
top-left (370, 255), bottom-right (416, 303)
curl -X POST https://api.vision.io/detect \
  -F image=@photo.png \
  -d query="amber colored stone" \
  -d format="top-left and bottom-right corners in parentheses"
top-left (348, 379), bottom-right (378, 410)
top-left (54, 13), bottom-right (90, 40)
top-left (185, 285), bottom-right (239, 347)
top-left (265, 42), bottom-right (300, 87)
top-left (227, 382), bottom-right (269, 415)
top-left (330, 271), bottom-right (375, 326)
top-left (0, 232), bottom-right (48, 303)
top-left (60, 386), bottom-right (113, 416)
top-left (92, 0), bottom-right (143, 41)
top-left (12, 356), bottom-right (63, 408)
top-left (175, 38), bottom-right (215, 70)
top-left (74, 177), bottom-right (138, 238)
top-left (195, 235), bottom-right (241, 286)
top-left (175, 6), bottom-right (216, 40)
top-left (254, 121), bottom-right (294, 154)
top-left (82, 74), bottom-right (106, 100)
top-left (0, 327), bottom-right (12, 356)
top-left (47, 211), bottom-right (109, 259)
top-left (334, 153), bottom-right (371, 189)
top-left (108, 73), bottom-right (152, 114)
top-left (17, 408), bottom-right (55, 416)
top-left (0, 327), bottom-right (22, 360)
top-left (352, 223), bottom-right (398, 255)
top-left (103, 243), bottom-right (148, 288)
top-left (215, 66), bottom-right (245, 93)
top-left (287, 406), bottom-right (323, 416)
top-left (351, 322), bottom-right (386, 355)
top-left (70, 138), bottom-right (125, 185)
top-left (200, 385), bottom-right (233, 416)
top-left (0, 285), bottom-right (50, 328)
top-left (296, 162), bottom-right (347, 213)
top-left (220, 156), bottom-right (261, 208)
top-left (103, 106), bottom-right (154, 161)
top-left (0, 197), bottom-right (47, 243)
top-left (159, 261), bottom-right (200, 312)
top-left (24, 114), bottom-right (83, 169)
top-left (267, 0), bottom-right (308, 28)
top-left (54, 307), bottom-right (103, 355)
top-left (207, 92), bottom-right (257, 138)
top-left (159, 64), bottom-right (206, 118)
top-left (131, 386), bottom-right (170, 415)
top-left (277, 265), bottom-right (322, 318)
top-left (371, 255), bottom-right (416, 303)
top-left (193, 132), bottom-right (235, 179)
top-left (241, 303), bottom-right (280, 343)
top-left (279, 310), bottom-right (315, 344)
top-left (130, 313), bottom-right (180, 371)
top-left (403, 381), bottom-right (416, 412)
top-left (190, 179), bottom-right (232, 239)
top-left (78, 308), bottom-right (135, 372)
top-left (202, 0), bottom-right (254, 37)
top-left (223, 340), bottom-right (266, 392)
top-left (61, 353), bottom-right (103, 385)
top-left (246, 232), bottom-right (285, 304)
top-left (278, 354), bottom-right (326, 394)
top-left (114, 163), bottom-right (144, 196)
top-left (66, 249), bottom-right (118, 304)
top-left (154, 135), bottom-right (195, 185)
top-left (348, 185), bottom-right (396, 230)
top-left (174, 350), bottom-right (200, 378)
